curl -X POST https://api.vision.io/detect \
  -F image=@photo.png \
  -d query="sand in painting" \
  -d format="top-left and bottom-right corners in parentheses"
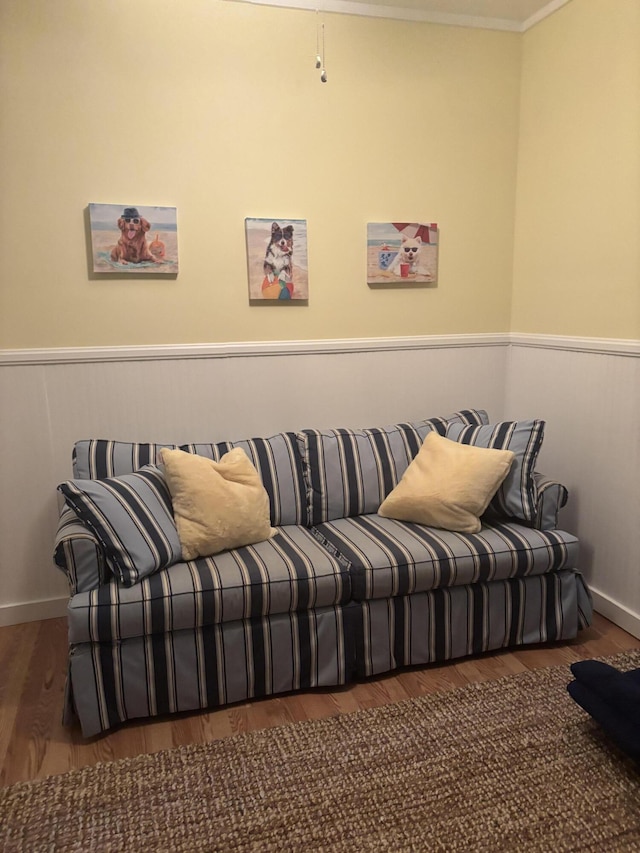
top-left (367, 243), bottom-right (438, 285)
top-left (91, 229), bottom-right (179, 275)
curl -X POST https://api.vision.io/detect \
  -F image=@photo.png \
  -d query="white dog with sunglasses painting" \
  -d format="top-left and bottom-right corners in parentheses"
top-left (388, 235), bottom-right (426, 277)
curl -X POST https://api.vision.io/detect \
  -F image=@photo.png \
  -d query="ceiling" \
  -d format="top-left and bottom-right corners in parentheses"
top-left (232, 0), bottom-right (572, 30)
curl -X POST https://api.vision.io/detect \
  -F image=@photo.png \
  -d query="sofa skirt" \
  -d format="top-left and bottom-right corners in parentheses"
top-left (355, 570), bottom-right (593, 678)
top-left (65, 571), bottom-right (592, 737)
top-left (67, 604), bottom-right (357, 738)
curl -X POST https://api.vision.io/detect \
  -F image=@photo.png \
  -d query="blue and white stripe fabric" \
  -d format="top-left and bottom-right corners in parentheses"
top-left (54, 409), bottom-right (593, 737)
top-left (446, 419), bottom-right (545, 523)
top-left (298, 410), bottom-right (489, 526)
top-left (312, 514), bottom-right (578, 602)
top-left (73, 440), bottom-right (175, 479)
top-left (67, 525), bottom-right (352, 644)
top-left (54, 507), bottom-right (110, 594)
top-left (177, 434), bottom-right (306, 526)
top-left (73, 433), bottom-right (307, 527)
top-left (68, 604), bottom-right (355, 738)
top-left (532, 472), bottom-right (569, 530)
top-left (356, 571), bottom-right (592, 678)
top-left (58, 465), bottom-right (182, 587)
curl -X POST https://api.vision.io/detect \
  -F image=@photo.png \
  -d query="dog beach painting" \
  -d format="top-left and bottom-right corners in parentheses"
top-left (367, 222), bottom-right (438, 285)
top-left (245, 218), bottom-right (309, 301)
top-left (89, 203), bottom-right (179, 274)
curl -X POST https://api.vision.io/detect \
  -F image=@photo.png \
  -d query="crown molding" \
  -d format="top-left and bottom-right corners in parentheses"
top-left (224, 0), bottom-right (571, 31)
top-left (522, 0), bottom-right (572, 32)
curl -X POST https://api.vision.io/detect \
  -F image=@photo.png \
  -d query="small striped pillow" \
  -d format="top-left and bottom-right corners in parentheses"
top-left (58, 465), bottom-right (182, 586)
top-left (445, 419), bottom-right (545, 522)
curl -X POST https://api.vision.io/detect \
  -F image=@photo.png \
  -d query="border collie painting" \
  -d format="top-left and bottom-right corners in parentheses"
top-left (245, 217), bottom-right (308, 301)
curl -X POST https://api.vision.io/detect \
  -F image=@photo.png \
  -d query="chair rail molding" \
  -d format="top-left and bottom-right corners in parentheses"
top-left (0, 334), bottom-right (510, 366)
top-left (510, 333), bottom-right (640, 358)
top-left (2, 332), bottom-right (640, 367)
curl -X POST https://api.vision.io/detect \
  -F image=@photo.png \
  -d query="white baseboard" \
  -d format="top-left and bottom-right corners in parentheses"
top-left (1, 333), bottom-right (639, 632)
top-left (0, 596), bottom-right (68, 628)
top-left (590, 587), bottom-right (640, 641)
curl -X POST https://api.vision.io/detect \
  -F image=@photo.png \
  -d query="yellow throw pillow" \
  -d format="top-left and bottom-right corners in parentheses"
top-left (161, 447), bottom-right (275, 560)
top-left (378, 431), bottom-right (515, 534)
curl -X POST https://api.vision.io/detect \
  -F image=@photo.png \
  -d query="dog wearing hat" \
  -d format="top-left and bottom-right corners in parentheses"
top-left (111, 207), bottom-right (159, 265)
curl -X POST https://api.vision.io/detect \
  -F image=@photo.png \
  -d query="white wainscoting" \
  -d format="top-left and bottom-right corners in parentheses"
top-left (506, 334), bottom-right (640, 639)
top-left (3, 333), bottom-right (639, 636)
top-left (0, 335), bottom-right (508, 626)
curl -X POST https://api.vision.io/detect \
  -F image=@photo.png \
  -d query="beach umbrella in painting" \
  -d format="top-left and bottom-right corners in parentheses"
top-left (392, 222), bottom-right (438, 244)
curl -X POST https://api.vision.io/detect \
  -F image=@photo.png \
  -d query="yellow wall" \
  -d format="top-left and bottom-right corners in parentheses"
top-left (0, 0), bottom-right (521, 348)
top-left (512, 0), bottom-right (640, 338)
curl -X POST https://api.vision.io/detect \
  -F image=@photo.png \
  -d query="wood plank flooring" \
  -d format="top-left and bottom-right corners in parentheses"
top-left (0, 612), bottom-right (637, 787)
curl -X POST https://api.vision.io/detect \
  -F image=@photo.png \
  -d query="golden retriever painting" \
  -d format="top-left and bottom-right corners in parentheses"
top-left (111, 207), bottom-right (158, 265)
top-left (89, 203), bottom-right (179, 275)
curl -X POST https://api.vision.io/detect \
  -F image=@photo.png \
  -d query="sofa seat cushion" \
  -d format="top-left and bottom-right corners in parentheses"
top-left (312, 515), bottom-right (579, 602)
top-left (68, 525), bottom-right (351, 644)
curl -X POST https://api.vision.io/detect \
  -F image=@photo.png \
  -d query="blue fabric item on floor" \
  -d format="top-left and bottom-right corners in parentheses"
top-left (567, 660), bottom-right (640, 763)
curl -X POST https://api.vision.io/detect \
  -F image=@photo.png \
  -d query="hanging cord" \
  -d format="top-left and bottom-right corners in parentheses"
top-left (320, 21), bottom-right (327, 82)
top-left (315, 12), bottom-right (327, 82)
top-left (315, 10), bottom-right (322, 68)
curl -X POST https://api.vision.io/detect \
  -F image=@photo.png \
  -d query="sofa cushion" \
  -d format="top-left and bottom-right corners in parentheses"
top-left (73, 432), bottom-right (307, 527)
top-left (299, 410), bottom-right (489, 526)
top-left (73, 440), bottom-right (176, 479)
top-left (161, 447), bottom-right (275, 559)
top-left (312, 514), bottom-right (579, 602)
top-left (378, 432), bottom-right (515, 533)
top-left (67, 525), bottom-right (352, 643)
top-left (446, 419), bottom-right (545, 523)
top-left (58, 465), bottom-right (182, 587)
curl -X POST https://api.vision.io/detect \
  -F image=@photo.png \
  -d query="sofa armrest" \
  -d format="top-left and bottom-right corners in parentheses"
top-left (532, 473), bottom-right (569, 530)
top-left (54, 507), bottom-right (110, 595)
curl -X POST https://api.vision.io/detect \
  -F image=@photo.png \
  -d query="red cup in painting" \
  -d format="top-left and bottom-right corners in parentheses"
top-left (400, 263), bottom-right (410, 278)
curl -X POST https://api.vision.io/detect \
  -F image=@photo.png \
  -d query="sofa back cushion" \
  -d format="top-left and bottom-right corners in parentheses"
top-left (298, 410), bottom-right (489, 525)
top-left (73, 441), bottom-right (174, 479)
top-left (73, 433), bottom-right (307, 527)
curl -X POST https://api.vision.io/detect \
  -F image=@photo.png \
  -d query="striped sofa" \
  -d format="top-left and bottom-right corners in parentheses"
top-left (54, 409), bottom-right (592, 737)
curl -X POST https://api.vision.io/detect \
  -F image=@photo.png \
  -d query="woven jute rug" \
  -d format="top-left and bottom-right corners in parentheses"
top-left (2, 652), bottom-right (640, 852)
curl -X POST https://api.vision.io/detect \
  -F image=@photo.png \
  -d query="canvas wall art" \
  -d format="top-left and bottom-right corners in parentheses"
top-left (367, 222), bottom-right (438, 285)
top-left (89, 203), bottom-right (179, 274)
top-left (245, 218), bottom-right (309, 301)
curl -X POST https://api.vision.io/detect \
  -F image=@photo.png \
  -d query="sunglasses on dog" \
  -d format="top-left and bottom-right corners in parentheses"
top-left (124, 217), bottom-right (140, 224)
top-left (403, 247), bottom-right (416, 253)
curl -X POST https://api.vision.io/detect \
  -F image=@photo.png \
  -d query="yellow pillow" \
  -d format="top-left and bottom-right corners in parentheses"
top-left (161, 447), bottom-right (275, 560)
top-left (378, 431), bottom-right (515, 534)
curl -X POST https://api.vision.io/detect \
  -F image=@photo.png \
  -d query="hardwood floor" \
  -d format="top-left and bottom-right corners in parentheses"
top-left (0, 612), bottom-right (637, 787)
